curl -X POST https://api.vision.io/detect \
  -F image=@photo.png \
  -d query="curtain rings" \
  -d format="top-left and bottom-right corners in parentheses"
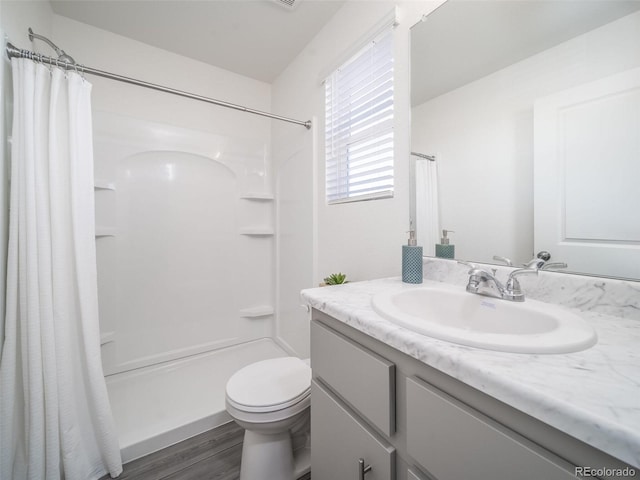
top-left (72, 63), bottom-right (85, 82)
top-left (79, 64), bottom-right (86, 82)
top-left (41, 53), bottom-right (53, 75)
top-left (36, 53), bottom-right (52, 75)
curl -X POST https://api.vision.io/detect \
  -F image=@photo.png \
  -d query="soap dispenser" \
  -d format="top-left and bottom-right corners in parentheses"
top-left (435, 229), bottom-right (455, 259)
top-left (402, 225), bottom-right (423, 284)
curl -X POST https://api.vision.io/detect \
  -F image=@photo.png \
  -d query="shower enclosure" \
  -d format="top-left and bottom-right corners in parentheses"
top-left (93, 111), bottom-right (294, 462)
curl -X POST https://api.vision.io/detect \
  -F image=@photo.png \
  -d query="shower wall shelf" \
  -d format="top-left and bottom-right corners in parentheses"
top-left (94, 179), bottom-right (116, 190)
top-left (95, 227), bottom-right (117, 238)
top-left (238, 306), bottom-right (274, 318)
top-left (239, 228), bottom-right (274, 236)
top-left (100, 331), bottom-right (115, 346)
top-left (240, 193), bottom-right (274, 200)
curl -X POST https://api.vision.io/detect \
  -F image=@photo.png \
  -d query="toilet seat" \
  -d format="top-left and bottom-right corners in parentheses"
top-left (226, 357), bottom-right (311, 414)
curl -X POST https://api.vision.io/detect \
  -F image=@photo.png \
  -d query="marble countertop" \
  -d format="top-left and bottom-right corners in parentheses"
top-left (301, 277), bottom-right (640, 468)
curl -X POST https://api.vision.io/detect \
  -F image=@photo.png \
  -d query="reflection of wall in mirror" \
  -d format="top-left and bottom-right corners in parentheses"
top-left (411, 10), bottom-right (640, 272)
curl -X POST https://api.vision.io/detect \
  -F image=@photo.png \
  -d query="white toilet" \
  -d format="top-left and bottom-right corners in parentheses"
top-left (225, 357), bottom-right (311, 480)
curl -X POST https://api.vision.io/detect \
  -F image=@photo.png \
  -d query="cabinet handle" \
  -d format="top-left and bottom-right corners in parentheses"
top-left (358, 458), bottom-right (372, 479)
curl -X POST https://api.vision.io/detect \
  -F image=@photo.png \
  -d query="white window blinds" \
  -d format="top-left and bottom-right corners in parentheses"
top-left (325, 27), bottom-right (394, 204)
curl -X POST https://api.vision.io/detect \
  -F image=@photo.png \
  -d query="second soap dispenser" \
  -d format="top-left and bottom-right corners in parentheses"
top-left (435, 229), bottom-right (455, 259)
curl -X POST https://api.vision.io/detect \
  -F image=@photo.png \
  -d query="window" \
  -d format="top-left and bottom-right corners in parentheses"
top-left (325, 27), bottom-right (394, 204)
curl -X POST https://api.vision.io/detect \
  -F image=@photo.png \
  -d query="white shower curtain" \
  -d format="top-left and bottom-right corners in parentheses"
top-left (415, 158), bottom-right (440, 257)
top-left (0, 59), bottom-right (122, 480)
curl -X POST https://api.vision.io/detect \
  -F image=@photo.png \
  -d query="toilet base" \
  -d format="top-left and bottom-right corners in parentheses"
top-left (240, 429), bottom-right (294, 480)
top-left (293, 445), bottom-right (311, 479)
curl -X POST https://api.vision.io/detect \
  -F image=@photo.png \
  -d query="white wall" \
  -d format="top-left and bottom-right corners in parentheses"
top-left (0, 0), bottom-right (54, 346)
top-left (271, 1), bottom-right (441, 356)
top-left (2, 1), bottom-right (53, 50)
top-left (411, 10), bottom-right (640, 266)
top-left (52, 15), bottom-right (272, 139)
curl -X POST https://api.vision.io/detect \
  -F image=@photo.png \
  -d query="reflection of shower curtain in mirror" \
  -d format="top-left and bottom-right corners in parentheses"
top-left (415, 159), bottom-right (440, 256)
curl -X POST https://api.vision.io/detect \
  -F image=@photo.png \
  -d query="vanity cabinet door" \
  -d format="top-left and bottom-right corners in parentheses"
top-left (311, 320), bottom-right (395, 436)
top-left (406, 377), bottom-right (580, 480)
top-left (311, 379), bottom-right (395, 480)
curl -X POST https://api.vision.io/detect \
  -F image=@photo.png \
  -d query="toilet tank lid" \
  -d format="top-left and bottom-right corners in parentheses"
top-left (226, 357), bottom-right (311, 408)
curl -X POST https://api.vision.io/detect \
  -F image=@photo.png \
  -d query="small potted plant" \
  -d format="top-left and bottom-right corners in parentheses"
top-left (321, 272), bottom-right (348, 286)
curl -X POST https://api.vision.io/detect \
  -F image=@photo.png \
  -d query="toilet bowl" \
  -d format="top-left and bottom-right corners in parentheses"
top-left (225, 357), bottom-right (311, 480)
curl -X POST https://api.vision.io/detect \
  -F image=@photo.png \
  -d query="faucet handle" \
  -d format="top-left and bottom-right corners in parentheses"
top-left (506, 267), bottom-right (538, 289)
top-left (540, 262), bottom-right (568, 271)
top-left (508, 267), bottom-right (539, 280)
top-left (457, 260), bottom-right (476, 269)
top-left (457, 260), bottom-right (478, 273)
top-left (493, 255), bottom-right (513, 266)
top-left (505, 267), bottom-right (538, 301)
top-left (524, 258), bottom-right (546, 269)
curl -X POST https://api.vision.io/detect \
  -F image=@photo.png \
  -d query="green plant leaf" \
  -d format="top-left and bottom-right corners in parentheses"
top-left (323, 272), bottom-right (348, 285)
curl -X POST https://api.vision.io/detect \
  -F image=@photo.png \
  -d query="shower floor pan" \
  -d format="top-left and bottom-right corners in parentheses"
top-left (105, 338), bottom-right (289, 463)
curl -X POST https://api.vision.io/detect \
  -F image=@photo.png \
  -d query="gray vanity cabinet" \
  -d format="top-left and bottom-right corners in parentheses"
top-left (311, 310), bottom-right (633, 480)
top-left (311, 319), bottom-right (396, 479)
top-left (406, 377), bottom-right (578, 480)
top-left (311, 319), bottom-right (395, 436)
top-left (312, 379), bottom-right (395, 480)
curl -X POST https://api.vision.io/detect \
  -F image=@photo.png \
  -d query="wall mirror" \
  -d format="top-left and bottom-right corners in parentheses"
top-left (410, 0), bottom-right (640, 280)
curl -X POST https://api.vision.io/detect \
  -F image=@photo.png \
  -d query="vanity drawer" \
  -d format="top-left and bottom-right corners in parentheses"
top-left (406, 376), bottom-right (579, 480)
top-left (311, 319), bottom-right (395, 436)
top-left (311, 379), bottom-right (395, 480)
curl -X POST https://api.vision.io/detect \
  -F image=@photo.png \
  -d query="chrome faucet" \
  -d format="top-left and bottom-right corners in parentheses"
top-left (458, 261), bottom-right (538, 302)
top-left (523, 251), bottom-right (552, 269)
top-left (494, 252), bottom-right (567, 272)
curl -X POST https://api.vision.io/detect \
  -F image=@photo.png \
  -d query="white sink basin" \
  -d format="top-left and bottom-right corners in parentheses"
top-left (371, 284), bottom-right (597, 354)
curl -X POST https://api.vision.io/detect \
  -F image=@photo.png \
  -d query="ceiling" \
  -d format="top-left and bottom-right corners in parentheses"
top-left (50, 0), bottom-right (346, 83)
top-left (411, 0), bottom-right (640, 106)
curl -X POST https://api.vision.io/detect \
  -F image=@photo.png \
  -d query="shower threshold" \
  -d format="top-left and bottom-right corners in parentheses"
top-left (105, 338), bottom-right (289, 463)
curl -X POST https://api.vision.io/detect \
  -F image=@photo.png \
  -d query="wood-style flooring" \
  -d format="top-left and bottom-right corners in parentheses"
top-left (100, 421), bottom-right (311, 480)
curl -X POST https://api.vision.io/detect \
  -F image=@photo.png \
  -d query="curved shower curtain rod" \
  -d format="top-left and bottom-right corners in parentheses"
top-left (5, 31), bottom-right (312, 130)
